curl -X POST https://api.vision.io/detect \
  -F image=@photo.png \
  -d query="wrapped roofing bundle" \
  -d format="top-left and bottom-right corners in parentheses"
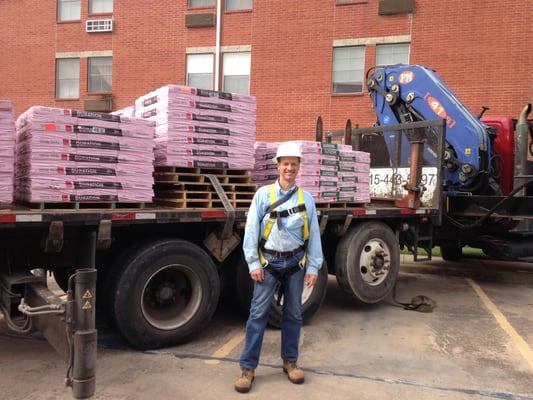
top-left (15, 106), bottom-right (155, 203)
top-left (135, 85), bottom-right (256, 170)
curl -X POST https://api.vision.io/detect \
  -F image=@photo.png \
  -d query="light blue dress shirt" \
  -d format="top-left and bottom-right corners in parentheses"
top-left (243, 179), bottom-right (324, 275)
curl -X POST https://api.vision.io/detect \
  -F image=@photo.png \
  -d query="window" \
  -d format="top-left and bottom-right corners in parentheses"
top-left (57, 0), bottom-right (80, 21)
top-left (88, 57), bottom-right (112, 93)
top-left (188, 0), bottom-right (214, 7)
top-left (376, 43), bottom-right (410, 66)
top-left (187, 54), bottom-right (214, 90)
top-left (225, 0), bottom-right (252, 11)
top-left (332, 46), bottom-right (365, 93)
top-left (89, 0), bottom-right (113, 14)
top-left (222, 52), bottom-right (251, 94)
top-left (56, 58), bottom-right (80, 99)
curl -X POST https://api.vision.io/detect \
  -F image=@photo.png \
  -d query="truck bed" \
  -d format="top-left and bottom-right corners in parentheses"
top-left (0, 201), bottom-right (439, 228)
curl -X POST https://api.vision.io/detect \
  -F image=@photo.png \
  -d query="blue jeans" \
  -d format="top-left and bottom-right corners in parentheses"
top-left (239, 251), bottom-right (305, 369)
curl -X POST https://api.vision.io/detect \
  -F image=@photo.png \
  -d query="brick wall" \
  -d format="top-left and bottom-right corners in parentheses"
top-left (0, 0), bottom-right (530, 141)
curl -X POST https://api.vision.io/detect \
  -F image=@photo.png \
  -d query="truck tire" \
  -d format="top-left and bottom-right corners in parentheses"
top-left (232, 253), bottom-right (329, 328)
top-left (335, 222), bottom-right (399, 304)
top-left (440, 245), bottom-right (462, 261)
top-left (107, 239), bottom-right (220, 349)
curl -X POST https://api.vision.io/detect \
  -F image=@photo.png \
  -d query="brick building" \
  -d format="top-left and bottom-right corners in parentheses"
top-left (0, 0), bottom-right (531, 141)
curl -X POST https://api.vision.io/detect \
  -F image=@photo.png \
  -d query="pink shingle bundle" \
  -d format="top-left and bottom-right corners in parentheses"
top-left (253, 141), bottom-right (371, 204)
top-left (0, 100), bottom-right (16, 203)
top-left (15, 107), bottom-right (155, 203)
top-left (111, 106), bottom-right (135, 117)
top-left (134, 85), bottom-right (256, 169)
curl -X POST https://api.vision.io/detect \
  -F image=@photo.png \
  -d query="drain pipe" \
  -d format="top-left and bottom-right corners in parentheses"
top-left (214, 0), bottom-right (222, 90)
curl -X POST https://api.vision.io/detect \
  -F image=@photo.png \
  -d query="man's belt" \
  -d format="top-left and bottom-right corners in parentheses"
top-left (262, 245), bottom-right (305, 258)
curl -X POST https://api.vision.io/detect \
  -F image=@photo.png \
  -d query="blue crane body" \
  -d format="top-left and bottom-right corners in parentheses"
top-left (367, 64), bottom-right (492, 193)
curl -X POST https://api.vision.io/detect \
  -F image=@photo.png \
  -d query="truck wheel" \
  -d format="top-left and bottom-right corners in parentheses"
top-left (335, 222), bottom-right (399, 304)
top-left (107, 239), bottom-right (220, 349)
top-left (233, 254), bottom-right (329, 327)
top-left (440, 245), bottom-right (462, 261)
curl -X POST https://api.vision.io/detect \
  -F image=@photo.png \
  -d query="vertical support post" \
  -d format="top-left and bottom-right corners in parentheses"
top-left (70, 230), bottom-right (97, 399)
top-left (395, 129), bottom-right (424, 209)
top-left (315, 116), bottom-right (323, 142)
top-left (344, 119), bottom-right (352, 146)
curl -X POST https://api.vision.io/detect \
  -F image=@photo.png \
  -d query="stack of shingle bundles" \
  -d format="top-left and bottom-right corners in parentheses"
top-left (294, 141), bottom-right (340, 203)
top-left (134, 85), bottom-right (256, 169)
top-left (111, 106), bottom-right (135, 117)
top-left (251, 141), bottom-right (279, 186)
top-left (0, 100), bottom-right (16, 203)
top-left (15, 106), bottom-right (155, 203)
top-left (335, 144), bottom-right (371, 203)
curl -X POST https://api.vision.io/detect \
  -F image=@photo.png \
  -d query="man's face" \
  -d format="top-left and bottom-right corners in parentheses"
top-left (277, 156), bottom-right (300, 182)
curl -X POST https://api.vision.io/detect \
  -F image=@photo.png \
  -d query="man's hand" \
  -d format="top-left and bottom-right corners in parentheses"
top-left (250, 268), bottom-right (265, 283)
top-left (305, 273), bottom-right (317, 287)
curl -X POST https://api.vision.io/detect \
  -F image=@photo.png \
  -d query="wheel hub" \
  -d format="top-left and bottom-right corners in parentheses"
top-left (155, 283), bottom-right (176, 304)
top-left (360, 240), bottom-right (391, 285)
top-left (141, 264), bottom-right (202, 331)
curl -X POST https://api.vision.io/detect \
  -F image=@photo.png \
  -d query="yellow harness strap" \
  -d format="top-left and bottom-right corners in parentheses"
top-left (258, 184), bottom-right (309, 268)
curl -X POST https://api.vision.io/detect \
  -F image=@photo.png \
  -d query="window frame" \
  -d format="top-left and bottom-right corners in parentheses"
top-left (55, 58), bottom-right (80, 100)
top-left (186, 53), bottom-right (214, 90)
top-left (187, 0), bottom-right (215, 9)
top-left (375, 42), bottom-right (410, 67)
top-left (331, 45), bottom-right (366, 94)
top-left (88, 56), bottom-right (113, 94)
top-left (224, 0), bottom-right (253, 12)
top-left (222, 51), bottom-right (251, 95)
top-left (88, 0), bottom-right (113, 15)
top-left (57, 0), bottom-right (81, 22)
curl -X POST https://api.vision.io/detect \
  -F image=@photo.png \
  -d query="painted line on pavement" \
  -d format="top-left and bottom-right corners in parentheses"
top-left (141, 350), bottom-right (533, 400)
top-left (204, 330), bottom-right (245, 365)
top-left (466, 278), bottom-right (533, 371)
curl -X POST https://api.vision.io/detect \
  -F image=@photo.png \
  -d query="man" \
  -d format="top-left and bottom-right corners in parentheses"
top-left (235, 141), bottom-right (323, 393)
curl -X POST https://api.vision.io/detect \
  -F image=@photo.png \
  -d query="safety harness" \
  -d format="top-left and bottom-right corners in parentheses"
top-left (258, 184), bottom-right (310, 305)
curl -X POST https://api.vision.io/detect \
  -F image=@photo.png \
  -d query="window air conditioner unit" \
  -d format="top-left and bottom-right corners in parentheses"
top-left (86, 19), bottom-right (113, 33)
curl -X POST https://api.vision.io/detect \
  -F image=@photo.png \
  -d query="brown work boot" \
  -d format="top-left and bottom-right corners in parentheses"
top-left (283, 360), bottom-right (305, 384)
top-left (234, 367), bottom-right (255, 393)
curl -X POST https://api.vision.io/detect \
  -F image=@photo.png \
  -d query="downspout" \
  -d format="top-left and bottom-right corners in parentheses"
top-left (214, 0), bottom-right (222, 90)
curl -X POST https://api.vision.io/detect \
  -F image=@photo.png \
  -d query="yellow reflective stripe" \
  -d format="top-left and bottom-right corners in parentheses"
top-left (260, 184), bottom-right (278, 266)
top-left (298, 188), bottom-right (310, 241)
top-left (298, 187), bottom-right (309, 268)
top-left (259, 250), bottom-right (267, 266)
top-left (269, 183), bottom-right (277, 205)
top-left (262, 184), bottom-right (277, 240)
top-left (262, 218), bottom-right (275, 239)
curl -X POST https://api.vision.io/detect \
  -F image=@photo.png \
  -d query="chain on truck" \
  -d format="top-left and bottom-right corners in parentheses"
top-left (1, 64), bottom-right (533, 399)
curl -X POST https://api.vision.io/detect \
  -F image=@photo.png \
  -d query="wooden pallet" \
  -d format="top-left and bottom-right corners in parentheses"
top-left (154, 166), bottom-right (257, 209)
top-left (23, 201), bottom-right (149, 210)
top-left (154, 172), bottom-right (252, 185)
top-left (316, 201), bottom-right (365, 209)
top-left (155, 167), bottom-right (252, 183)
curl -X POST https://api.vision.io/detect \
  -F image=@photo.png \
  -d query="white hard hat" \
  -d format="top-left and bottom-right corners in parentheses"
top-left (273, 141), bottom-right (303, 163)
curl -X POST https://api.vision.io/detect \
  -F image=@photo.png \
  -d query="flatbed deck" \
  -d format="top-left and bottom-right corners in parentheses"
top-left (0, 201), bottom-right (440, 228)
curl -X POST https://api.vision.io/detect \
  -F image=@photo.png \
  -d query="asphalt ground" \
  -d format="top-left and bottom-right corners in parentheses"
top-left (1, 255), bottom-right (532, 400)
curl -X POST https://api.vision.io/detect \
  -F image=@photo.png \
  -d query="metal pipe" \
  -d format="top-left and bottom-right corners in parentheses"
top-left (71, 230), bottom-right (97, 399)
top-left (214, 0), bottom-right (222, 89)
top-left (514, 103), bottom-right (532, 194)
top-left (72, 268), bottom-right (97, 400)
